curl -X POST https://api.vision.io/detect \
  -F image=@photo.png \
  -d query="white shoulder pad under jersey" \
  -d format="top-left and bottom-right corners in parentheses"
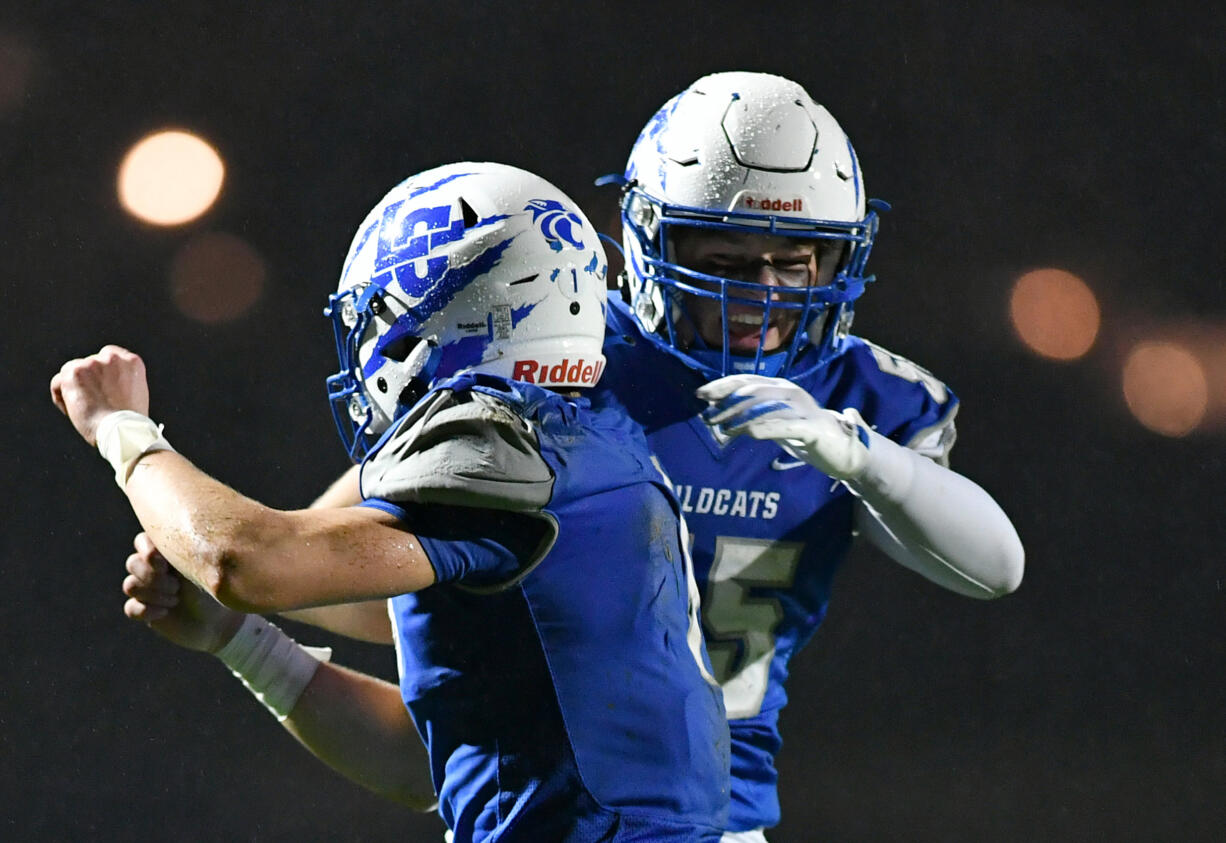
top-left (904, 405), bottom-right (958, 467)
top-left (857, 338), bottom-right (959, 466)
top-left (360, 387), bottom-right (555, 510)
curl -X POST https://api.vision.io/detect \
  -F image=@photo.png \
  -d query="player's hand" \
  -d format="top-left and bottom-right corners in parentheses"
top-left (123, 532), bottom-right (244, 654)
top-left (50, 345), bottom-right (151, 446)
top-left (697, 374), bottom-right (871, 480)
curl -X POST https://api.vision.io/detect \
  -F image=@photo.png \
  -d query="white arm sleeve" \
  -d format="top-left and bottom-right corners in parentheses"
top-left (847, 426), bottom-right (1024, 599)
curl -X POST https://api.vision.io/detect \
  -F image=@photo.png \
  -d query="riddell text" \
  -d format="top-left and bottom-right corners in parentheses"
top-left (743, 197), bottom-right (803, 212)
top-left (512, 358), bottom-right (605, 385)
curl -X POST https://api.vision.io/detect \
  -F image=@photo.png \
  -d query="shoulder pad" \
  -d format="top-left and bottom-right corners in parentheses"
top-left (856, 339), bottom-right (951, 405)
top-left (905, 404), bottom-right (959, 465)
top-left (833, 337), bottom-right (960, 461)
top-left (360, 386), bottom-right (554, 510)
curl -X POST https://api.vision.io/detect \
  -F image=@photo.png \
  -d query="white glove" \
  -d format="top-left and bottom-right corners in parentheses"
top-left (696, 374), bottom-right (871, 480)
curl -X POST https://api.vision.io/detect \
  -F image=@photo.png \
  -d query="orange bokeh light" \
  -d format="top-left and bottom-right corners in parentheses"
top-left (0, 32), bottom-right (35, 115)
top-left (1009, 268), bottom-right (1101, 360)
top-left (170, 232), bottom-right (266, 324)
top-left (118, 130), bottom-right (225, 225)
top-left (1121, 341), bottom-right (1208, 437)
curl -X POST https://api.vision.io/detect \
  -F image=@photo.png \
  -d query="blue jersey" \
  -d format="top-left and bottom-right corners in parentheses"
top-left (599, 301), bottom-right (959, 832)
top-left (360, 373), bottom-right (729, 843)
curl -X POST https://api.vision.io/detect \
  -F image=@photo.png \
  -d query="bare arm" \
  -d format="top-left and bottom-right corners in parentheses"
top-left (280, 598), bottom-right (397, 644)
top-left (123, 540), bottom-right (433, 809)
top-left (51, 346), bottom-right (436, 614)
top-left (123, 450), bottom-right (435, 613)
top-left (280, 464), bottom-right (397, 644)
top-left (282, 661), bottom-right (434, 809)
top-left (308, 463), bottom-right (363, 508)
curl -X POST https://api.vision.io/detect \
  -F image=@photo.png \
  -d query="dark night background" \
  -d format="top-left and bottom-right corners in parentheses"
top-left (3, 2), bottom-right (1223, 840)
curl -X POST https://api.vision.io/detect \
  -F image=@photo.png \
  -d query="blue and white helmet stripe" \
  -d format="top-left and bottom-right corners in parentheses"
top-left (326, 162), bottom-right (608, 460)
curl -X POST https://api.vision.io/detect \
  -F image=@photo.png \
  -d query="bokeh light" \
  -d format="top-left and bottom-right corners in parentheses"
top-left (0, 31), bottom-right (35, 116)
top-left (118, 130), bottom-right (225, 225)
top-left (170, 232), bottom-right (266, 323)
top-left (1010, 268), bottom-right (1101, 360)
top-left (1121, 341), bottom-right (1208, 437)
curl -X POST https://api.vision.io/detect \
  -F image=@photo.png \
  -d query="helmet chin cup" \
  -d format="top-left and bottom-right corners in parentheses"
top-left (688, 346), bottom-right (789, 378)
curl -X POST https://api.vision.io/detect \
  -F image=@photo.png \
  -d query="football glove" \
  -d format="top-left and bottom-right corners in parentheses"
top-left (697, 374), bottom-right (871, 480)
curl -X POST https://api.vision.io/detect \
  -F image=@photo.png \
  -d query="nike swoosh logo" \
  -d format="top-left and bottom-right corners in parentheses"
top-left (770, 456), bottom-right (807, 471)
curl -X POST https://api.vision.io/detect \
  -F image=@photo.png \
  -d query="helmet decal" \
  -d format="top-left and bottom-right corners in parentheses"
top-left (405, 168), bottom-right (479, 199)
top-left (326, 162), bottom-right (608, 461)
top-left (525, 198), bottom-right (585, 251)
top-left (372, 202), bottom-right (462, 283)
top-left (359, 235), bottom-right (516, 380)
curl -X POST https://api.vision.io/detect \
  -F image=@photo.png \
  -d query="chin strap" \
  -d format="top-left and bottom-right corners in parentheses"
top-left (688, 346), bottom-right (789, 379)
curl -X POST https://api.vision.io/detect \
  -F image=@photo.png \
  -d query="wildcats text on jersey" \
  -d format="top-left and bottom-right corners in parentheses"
top-left (673, 483), bottom-right (780, 519)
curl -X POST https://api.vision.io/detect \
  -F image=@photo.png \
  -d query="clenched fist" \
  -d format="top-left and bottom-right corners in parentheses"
top-left (50, 345), bottom-right (150, 445)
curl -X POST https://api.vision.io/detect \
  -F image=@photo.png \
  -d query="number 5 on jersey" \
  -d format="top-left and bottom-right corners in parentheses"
top-left (703, 536), bottom-right (802, 719)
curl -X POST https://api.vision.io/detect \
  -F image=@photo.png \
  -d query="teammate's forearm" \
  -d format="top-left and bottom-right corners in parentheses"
top-left (849, 429), bottom-right (1024, 598)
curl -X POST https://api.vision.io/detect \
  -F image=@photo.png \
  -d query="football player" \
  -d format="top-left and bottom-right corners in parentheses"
top-left (128, 73), bottom-right (1024, 842)
top-left (597, 71), bottom-right (1025, 841)
top-left (54, 163), bottom-right (730, 842)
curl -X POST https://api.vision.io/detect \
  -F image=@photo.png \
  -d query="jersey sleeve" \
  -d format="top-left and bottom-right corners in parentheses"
top-left (901, 405), bottom-right (958, 466)
top-left (358, 384), bottom-right (559, 591)
top-left (361, 499), bottom-right (557, 591)
top-left (843, 339), bottom-right (960, 466)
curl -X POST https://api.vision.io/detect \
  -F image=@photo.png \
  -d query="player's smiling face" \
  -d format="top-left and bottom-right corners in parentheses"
top-left (671, 230), bottom-right (836, 354)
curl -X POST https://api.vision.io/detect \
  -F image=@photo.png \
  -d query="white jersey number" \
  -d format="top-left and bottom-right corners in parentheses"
top-left (703, 536), bottom-right (803, 719)
top-left (865, 341), bottom-right (948, 404)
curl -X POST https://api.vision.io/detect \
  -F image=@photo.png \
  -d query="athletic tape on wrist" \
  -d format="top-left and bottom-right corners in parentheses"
top-left (95, 410), bottom-right (175, 490)
top-left (215, 614), bottom-right (333, 722)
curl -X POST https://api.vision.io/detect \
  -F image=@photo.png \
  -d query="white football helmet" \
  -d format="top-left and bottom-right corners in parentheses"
top-left (326, 162), bottom-right (608, 460)
top-left (616, 71), bottom-right (885, 379)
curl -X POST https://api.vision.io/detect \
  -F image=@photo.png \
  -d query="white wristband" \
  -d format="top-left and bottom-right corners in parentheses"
top-left (215, 614), bottom-right (332, 722)
top-left (95, 410), bottom-right (175, 490)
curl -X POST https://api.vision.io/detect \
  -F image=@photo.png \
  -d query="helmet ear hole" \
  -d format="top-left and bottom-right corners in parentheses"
top-left (380, 333), bottom-right (422, 363)
top-left (459, 197), bottom-right (479, 228)
top-left (396, 380), bottom-right (428, 412)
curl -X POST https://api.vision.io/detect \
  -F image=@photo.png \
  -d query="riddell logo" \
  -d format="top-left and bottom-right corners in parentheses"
top-left (743, 197), bottom-right (803, 212)
top-left (512, 358), bottom-right (605, 385)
